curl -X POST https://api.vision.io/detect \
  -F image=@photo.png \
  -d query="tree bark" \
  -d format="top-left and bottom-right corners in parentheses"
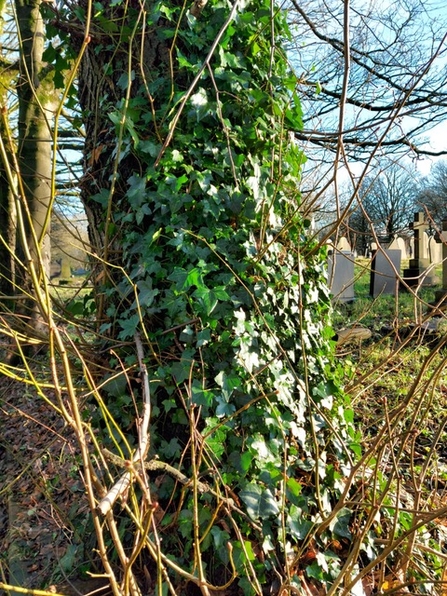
top-left (0, 0), bottom-right (17, 306)
top-left (76, 2), bottom-right (172, 329)
top-left (15, 0), bottom-right (56, 338)
top-left (0, 106), bottom-right (16, 304)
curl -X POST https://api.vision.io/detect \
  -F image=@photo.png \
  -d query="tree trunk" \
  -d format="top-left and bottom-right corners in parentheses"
top-left (77, 6), bottom-right (172, 329)
top-left (15, 0), bottom-right (55, 338)
top-left (0, 0), bottom-right (17, 306)
top-left (0, 110), bottom-right (16, 304)
top-left (73, 0), bottom-right (355, 589)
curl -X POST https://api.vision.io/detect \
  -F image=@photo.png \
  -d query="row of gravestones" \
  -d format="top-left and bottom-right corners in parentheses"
top-left (328, 213), bottom-right (447, 302)
top-left (335, 236), bottom-right (443, 266)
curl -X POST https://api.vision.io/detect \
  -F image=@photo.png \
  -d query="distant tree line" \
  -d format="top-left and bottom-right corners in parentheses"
top-left (327, 160), bottom-right (447, 255)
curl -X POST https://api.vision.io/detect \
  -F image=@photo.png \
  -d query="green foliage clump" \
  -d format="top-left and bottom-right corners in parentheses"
top-left (51, 0), bottom-right (360, 590)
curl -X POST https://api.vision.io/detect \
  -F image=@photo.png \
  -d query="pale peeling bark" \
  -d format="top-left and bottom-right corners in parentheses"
top-left (14, 0), bottom-right (56, 340)
top-left (16, 0), bottom-right (55, 281)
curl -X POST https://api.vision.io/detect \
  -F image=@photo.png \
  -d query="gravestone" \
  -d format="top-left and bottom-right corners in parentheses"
top-left (370, 249), bottom-right (402, 298)
top-left (428, 235), bottom-right (442, 265)
top-left (336, 236), bottom-right (351, 251)
top-left (434, 219), bottom-right (447, 306)
top-left (328, 251), bottom-right (355, 302)
top-left (402, 212), bottom-right (434, 286)
top-left (61, 257), bottom-right (71, 278)
top-left (50, 260), bottom-right (61, 279)
top-left (421, 231), bottom-right (430, 262)
top-left (389, 236), bottom-right (408, 258)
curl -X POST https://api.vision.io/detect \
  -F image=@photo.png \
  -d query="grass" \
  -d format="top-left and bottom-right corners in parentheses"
top-left (332, 257), bottom-right (441, 332)
top-left (327, 260), bottom-right (447, 595)
top-left (331, 258), bottom-right (447, 489)
top-left (317, 258), bottom-right (447, 593)
top-left (49, 276), bottom-right (92, 305)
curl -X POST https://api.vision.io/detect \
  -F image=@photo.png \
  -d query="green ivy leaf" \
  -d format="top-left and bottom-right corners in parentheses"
top-left (240, 483), bottom-right (280, 520)
top-left (170, 350), bottom-right (195, 384)
top-left (240, 451), bottom-right (252, 473)
top-left (189, 88), bottom-right (210, 122)
top-left (118, 314), bottom-right (140, 339)
top-left (193, 287), bottom-right (218, 316)
top-left (286, 477), bottom-right (302, 505)
top-left (117, 70), bottom-right (135, 90)
top-left (127, 174), bottom-right (147, 208)
top-left (288, 506), bottom-right (313, 540)
top-left (215, 370), bottom-right (241, 401)
top-left (169, 267), bottom-right (203, 291)
top-left (138, 140), bottom-right (160, 156)
top-left (176, 48), bottom-right (198, 70)
top-left (91, 188), bottom-right (110, 206)
top-left (330, 508), bottom-right (352, 539)
top-left (239, 482), bottom-right (262, 519)
top-left (191, 380), bottom-right (214, 407)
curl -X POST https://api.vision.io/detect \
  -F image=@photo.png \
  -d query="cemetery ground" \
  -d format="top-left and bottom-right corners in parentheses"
top-left (331, 258), bottom-right (447, 592)
top-left (1, 260), bottom-right (447, 594)
top-left (334, 257), bottom-right (441, 334)
top-left (334, 256), bottom-right (447, 481)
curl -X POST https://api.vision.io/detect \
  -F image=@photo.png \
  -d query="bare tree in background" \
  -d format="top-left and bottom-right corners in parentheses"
top-left (358, 162), bottom-right (417, 237)
top-left (287, 0), bottom-right (447, 246)
top-left (417, 160), bottom-right (447, 227)
top-left (289, 0), bottom-right (447, 165)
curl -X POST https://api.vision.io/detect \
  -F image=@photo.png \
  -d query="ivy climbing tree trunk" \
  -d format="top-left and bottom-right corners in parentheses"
top-left (15, 0), bottom-right (55, 336)
top-left (76, 4), bottom-right (174, 328)
top-left (62, 0), bottom-right (358, 591)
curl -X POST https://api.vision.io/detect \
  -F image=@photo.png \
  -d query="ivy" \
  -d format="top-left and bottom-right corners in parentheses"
top-left (55, 0), bottom-right (362, 589)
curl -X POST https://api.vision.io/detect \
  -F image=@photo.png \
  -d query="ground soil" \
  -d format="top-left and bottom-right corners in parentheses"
top-left (0, 370), bottom-right (243, 596)
top-left (0, 375), bottom-right (105, 596)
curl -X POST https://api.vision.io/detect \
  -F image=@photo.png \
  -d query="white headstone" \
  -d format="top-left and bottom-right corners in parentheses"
top-left (389, 236), bottom-right (408, 258)
top-left (337, 236), bottom-right (351, 252)
top-left (328, 251), bottom-right (355, 302)
top-left (440, 225), bottom-right (447, 292)
top-left (428, 235), bottom-right (442, 264)
top-left (421, 231), bottom-right (430, 262)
